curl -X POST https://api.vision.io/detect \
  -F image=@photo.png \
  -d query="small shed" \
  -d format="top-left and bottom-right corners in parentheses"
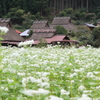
top-left (50, 17), bottom-right (76, 31)
top-left (84, 23), bottom-right (96, 31)
top-left (0, 18), bottom-right (12, 27)
top-left (30, 20), bottom-right (49, 29)
top-left (29, 28), bottom-right (56, 40)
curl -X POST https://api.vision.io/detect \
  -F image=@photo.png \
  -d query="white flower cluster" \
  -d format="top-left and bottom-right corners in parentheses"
top-left (45, 95), bottom-right (63, 100)
top-left (60, 89), bottom-right (70, 95)
top-left (78, 85), bottom-right (86, 91)
top-left (21, 88), bottom-right (50, 96)
top-left (0, 26), bottom-right (9, 33)
top-left (18, 39), bottom-right (34, 47)
top-left (78, 94), bottom-right (92, 100)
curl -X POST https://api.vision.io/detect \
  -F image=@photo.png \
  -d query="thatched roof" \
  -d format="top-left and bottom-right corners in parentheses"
top-left (30, 20), bottom-right (49, 29)
top-left (50, 17), bottom-right (76, 31)
top-left (0, 18), bottom-right (12, 27)
top-left (1, 27), bottom-right (25, 42)
top-left (29, 28), bottom-right (56, 40)
top-left (51, 17), bottom-right (71, 25)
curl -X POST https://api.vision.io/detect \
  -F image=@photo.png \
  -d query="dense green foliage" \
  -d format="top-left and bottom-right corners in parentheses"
top-left (0, 0), bottom-right (100, 47)
top-left (54, 25), bottom-right (68, 35)
top-left (92, 27), bottom-right (100, 47)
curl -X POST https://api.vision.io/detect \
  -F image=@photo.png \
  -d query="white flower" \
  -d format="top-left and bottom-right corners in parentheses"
top-left (60, 89), bottom-right (70, 95)
top-left (22, 77), bottom-right (29, 87)
top-left (38, 82), bottom-right (50, 88)
top-left (18, 39), bottom-right (34, 47)
top-left (45, 95), bottom-right (63, 100)
top-left (0, 26), bottom-right (9, 33)
top-left (22, 76), bottom-right (42, 87)
top-left (29, 76), bottom-right (42, 83)
top-left (70, 73), bottom-right (77, 78)
top-left (78, 94), bottom-right (92, 100)
top-left (17, 72), bottom-right (25, 76)
top-left (87, 72), bottom-right (95, 78)
top-left (7, 78), bottom-right (14, 83)
top-left (21, 88), bottom-right (50, 96)
top-left (1, 87), bottom-right (8, 91)
top-left (78, 85), bottom-right (86, 91)
top-left (37, 88), bottom-right (50, 95)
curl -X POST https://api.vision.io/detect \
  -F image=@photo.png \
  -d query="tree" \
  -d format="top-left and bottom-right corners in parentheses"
top-left (7, 7), bottom-right (25, 24)
top-left (92, 27), bottom-right (100, 47)
top-left (54, 25), bottom-right (68, 35)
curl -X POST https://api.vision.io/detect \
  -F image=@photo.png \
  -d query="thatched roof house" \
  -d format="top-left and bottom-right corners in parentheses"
top-left (29, 28), bottom-right (56, 40)
top-left (50, 17), bottom-right (76, 31)
top-left (0, 18), bottom-right (12, 27)
top-left (32, 34), bottom-right (78, 45)
top-left (0, 18), bottom-right (24, 46)
top-left (30, 20), bottom-right (49, 29)
top-left (1, 27), bottom-right (24, 42)
top-left (28, 28), bottom-right (78, 46)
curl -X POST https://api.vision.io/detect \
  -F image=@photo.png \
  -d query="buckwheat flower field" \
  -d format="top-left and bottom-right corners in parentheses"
top-left (0, 45), bottom-right (100, 100)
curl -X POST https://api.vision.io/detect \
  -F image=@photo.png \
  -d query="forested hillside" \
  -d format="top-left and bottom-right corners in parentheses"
top-left (0, 0), bottom-right (100, 25)
top-left (0, 0), bottom-right (100, 17)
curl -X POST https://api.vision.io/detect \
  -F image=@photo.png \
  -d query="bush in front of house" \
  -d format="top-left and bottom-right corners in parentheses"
top-left (92, 27), bottom-right (100, 47)
top-left (54, 25), bottom-right (68, 35)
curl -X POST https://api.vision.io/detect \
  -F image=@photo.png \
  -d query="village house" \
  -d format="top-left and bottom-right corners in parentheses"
top-left (50, 17), bottom-right (76, 32)
top-left (0, 18), bottom-right (24, 46)
top-left (84, 23), bottom-right (96, 31)
top-left (0, 18), bottom-right (78, 46)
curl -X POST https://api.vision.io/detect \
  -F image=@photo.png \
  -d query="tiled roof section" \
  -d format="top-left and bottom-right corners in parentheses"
top-left (30, 20), bottom-right (49, 29)
top-left (33, 35), bottom-right (78, 44)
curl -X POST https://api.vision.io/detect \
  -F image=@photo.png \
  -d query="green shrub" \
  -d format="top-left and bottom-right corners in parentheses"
top-left (36, 39), bottom-right (47, 47)
top-left (85, 13), bottom-right (96, 21)
top-left (64, 8), bottom-right (74, 15)
top-left (92, 27), bottom-right (100, 40)
top-left (97, 12), bottom-right (100, 18)
top-left (59, 11), bottom-right (66, 17)
top-left (54, 25), bottom-right (68, 35)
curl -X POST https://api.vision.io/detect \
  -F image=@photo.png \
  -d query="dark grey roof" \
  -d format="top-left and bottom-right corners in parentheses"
top-left (50, 17), bottom-right (76, 31)
top-left (30, 20), bottom-right (49, 29)
top-left (0, 18), bottom-right (12, 27)
top-left (1, 27), bottom-right (25, 41)
top-left (51, 17), bottom-right (71, 25)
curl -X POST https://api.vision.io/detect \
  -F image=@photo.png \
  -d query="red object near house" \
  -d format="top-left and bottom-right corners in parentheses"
top-left (15, 30), bottom-right (22, 34)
